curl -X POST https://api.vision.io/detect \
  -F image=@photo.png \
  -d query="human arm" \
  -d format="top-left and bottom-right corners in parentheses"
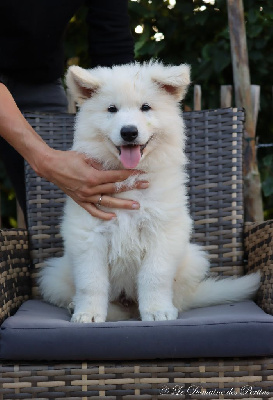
top-left (0, 83), bottom-right (148, 220)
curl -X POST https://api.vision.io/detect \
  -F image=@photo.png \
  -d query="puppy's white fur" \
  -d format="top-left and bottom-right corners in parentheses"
top-left (39, 62), bottom-right (260, 322)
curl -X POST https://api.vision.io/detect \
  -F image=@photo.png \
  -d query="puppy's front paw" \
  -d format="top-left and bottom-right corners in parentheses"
top-left (141, 305), bottom-right (178, 321)
top-left (71, 312), bottom-right (106, 323)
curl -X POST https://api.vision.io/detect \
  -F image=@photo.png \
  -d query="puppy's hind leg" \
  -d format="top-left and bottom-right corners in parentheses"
top-left (38, 254), bottom-right (75, 308)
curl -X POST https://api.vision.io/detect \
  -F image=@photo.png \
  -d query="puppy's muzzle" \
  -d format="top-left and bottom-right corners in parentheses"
top-left (120, 125), bottom-right (138, 142)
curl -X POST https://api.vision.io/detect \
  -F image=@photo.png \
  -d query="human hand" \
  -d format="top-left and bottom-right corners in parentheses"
top-left (39, 149), bottom-right (148, 220)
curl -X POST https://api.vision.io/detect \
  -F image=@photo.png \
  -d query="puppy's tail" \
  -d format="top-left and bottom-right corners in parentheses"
top-left (38, 255), bottom-right (75, 308)
top-left (183, 272), bottom-right (260, 311)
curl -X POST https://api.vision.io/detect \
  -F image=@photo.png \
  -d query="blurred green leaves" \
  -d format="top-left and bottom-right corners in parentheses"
top-left (129, 0), bottom-right (273, 218)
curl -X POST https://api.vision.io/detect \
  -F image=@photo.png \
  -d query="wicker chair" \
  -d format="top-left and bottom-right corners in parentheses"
top-left (1, 108), bottom-right (273, 399)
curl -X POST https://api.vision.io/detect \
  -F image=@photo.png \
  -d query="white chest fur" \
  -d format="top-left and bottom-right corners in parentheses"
top-left (61, 170), bottom-right (191, 304)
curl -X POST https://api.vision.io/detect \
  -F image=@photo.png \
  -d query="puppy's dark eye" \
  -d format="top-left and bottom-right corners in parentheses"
top-left (108, 105), bottom-right (118, 113)
top-left (141, 103), bottom-right (151, 112)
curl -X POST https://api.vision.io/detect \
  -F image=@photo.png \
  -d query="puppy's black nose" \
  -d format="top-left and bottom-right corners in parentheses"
top-left (120, 125), bottom-right (138, 142)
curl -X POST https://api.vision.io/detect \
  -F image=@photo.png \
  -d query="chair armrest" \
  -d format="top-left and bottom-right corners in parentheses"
top-left (244, 220), bottom-right (273, 315)
top-left (0, 229), bottom-right (31, 324)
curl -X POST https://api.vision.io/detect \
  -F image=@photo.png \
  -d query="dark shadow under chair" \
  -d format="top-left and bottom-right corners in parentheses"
top-left (1, 108), bottom-right (273, 399)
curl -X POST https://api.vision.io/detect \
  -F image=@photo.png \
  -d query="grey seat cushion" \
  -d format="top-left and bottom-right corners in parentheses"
top-left (1, 299), bottom-right (273, 361)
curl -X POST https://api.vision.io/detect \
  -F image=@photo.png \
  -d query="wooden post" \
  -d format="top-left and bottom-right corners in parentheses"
top-left (67, 90), bottom-right (76, 114)
top-left (194, 85), bottom-right (202, 111)
top-left (251, 85), bottom-right (260, 130)
top-left (227, 0), bottom-right (264, 222)
top-left (220, 85), bottom-right (233, 108)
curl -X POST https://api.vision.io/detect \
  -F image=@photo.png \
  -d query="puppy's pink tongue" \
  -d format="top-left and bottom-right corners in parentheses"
top-left (120, 145), bottom-right (141, 169)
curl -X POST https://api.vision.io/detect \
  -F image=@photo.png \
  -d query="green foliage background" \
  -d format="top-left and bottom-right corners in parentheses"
top-left (127, 0), bottom-right (273, 218)
top-left (1, 0), bottom-right (273, 226)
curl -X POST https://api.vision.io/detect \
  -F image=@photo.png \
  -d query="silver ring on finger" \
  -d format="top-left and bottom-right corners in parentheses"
top-left (96, 194), bottom-right (103, 207)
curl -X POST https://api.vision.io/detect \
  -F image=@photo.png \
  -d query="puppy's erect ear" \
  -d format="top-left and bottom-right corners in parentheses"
top-left (151, 64), bottom-right (191, 101)
top-left (66, 66), bottom-right (101, 106)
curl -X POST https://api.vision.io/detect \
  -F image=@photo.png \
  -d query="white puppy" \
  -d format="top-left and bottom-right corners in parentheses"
top-left (39, 62), bottom-right (260, 323)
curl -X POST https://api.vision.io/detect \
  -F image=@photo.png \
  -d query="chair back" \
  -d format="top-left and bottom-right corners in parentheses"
top-left (24, 108), bottom-right (244, 297)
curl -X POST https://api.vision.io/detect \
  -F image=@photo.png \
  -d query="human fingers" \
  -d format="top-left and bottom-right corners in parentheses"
top-left (79, 180), bottom-right (149, 198)
top-left (90, 194), bottom-right (140, 210)
top-left (68, 191), bottom-right (140, 220)
top-left (76, 200), bottom-right (117, 221)
top-left (93, 168), bottom-right (144, 185)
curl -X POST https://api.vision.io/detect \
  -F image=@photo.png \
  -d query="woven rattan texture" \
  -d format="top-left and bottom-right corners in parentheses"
top-left (0, 229), bottom-right (30, 324)
top-left (244, 220), bottom-right (273, 315)
top-left (185, 108), bottom-right (244, 277)
top-left (1, 358), bottom-right (272, 399)
top-left (24, 108), bottom-right (244, 296)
